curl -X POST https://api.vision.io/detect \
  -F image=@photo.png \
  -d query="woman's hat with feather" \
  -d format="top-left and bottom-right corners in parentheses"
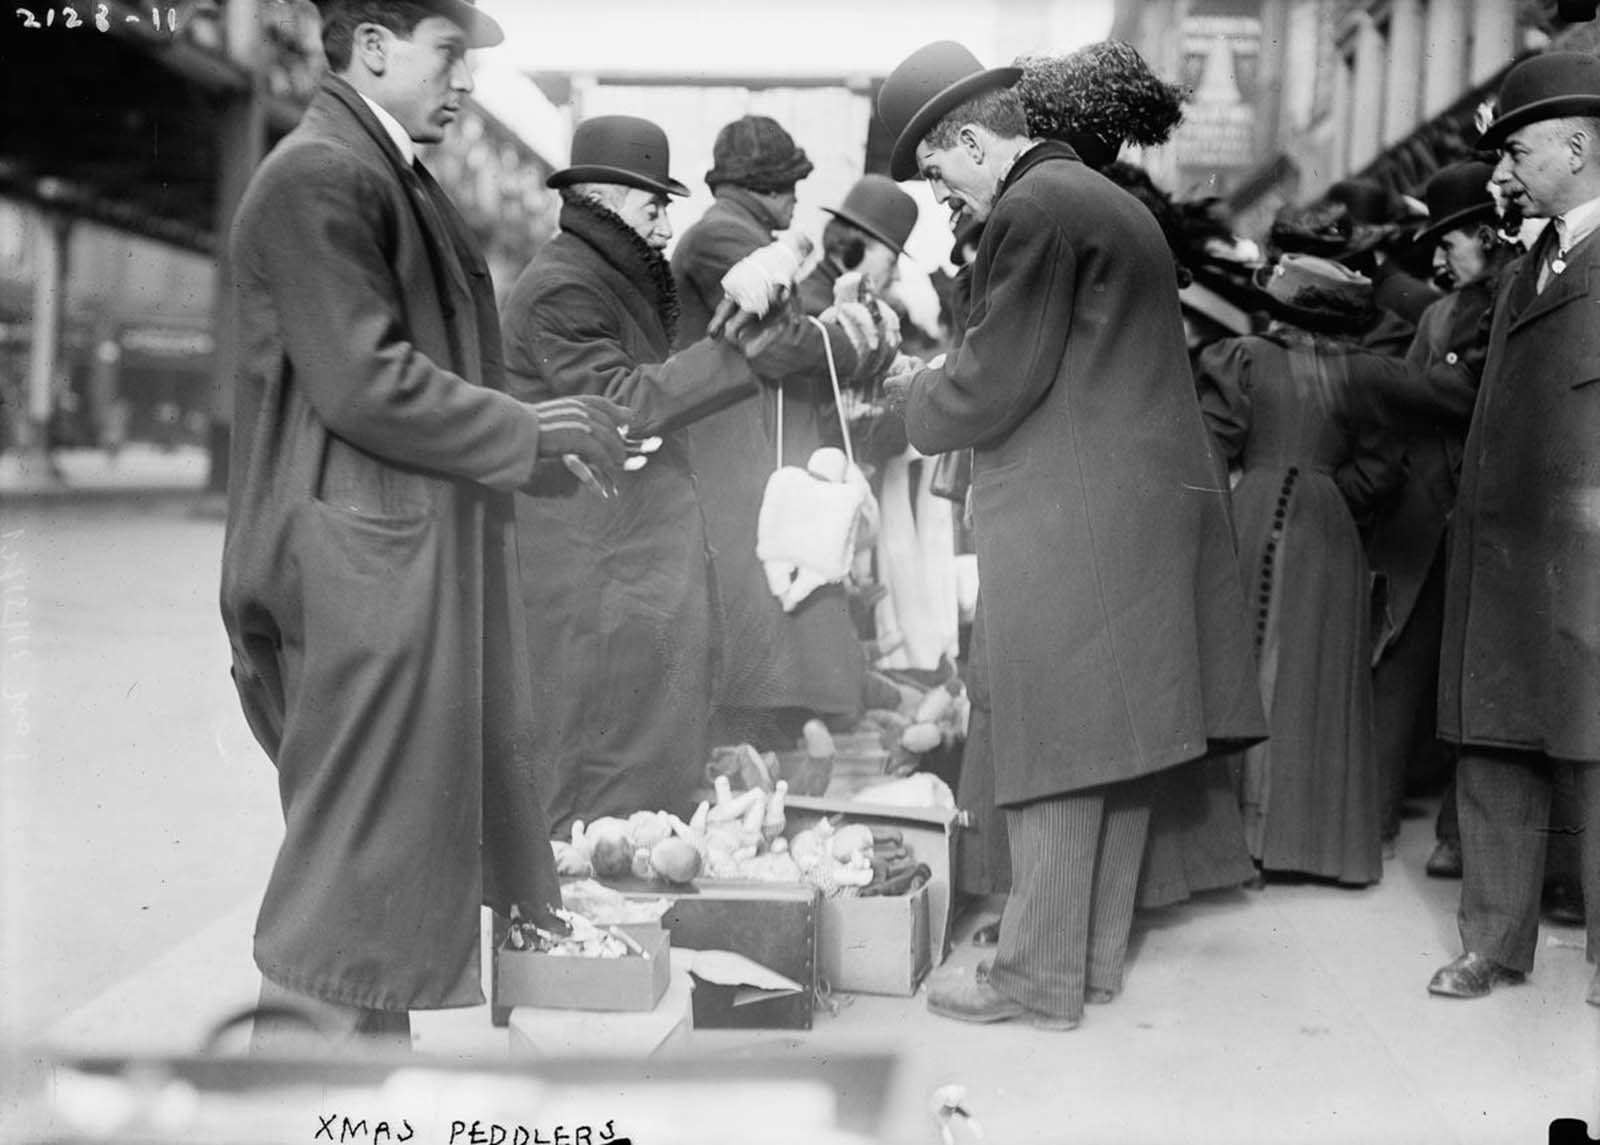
top-left (1012, 41), bottom-right (1187, 170)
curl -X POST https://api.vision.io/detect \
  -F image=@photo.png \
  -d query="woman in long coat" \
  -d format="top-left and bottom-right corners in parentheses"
top-left (673, 117), bottom-right (881, 749)
top-left (1195, 254), bottom-right (1407, 885)
top-left (501, 117), bottom-right (764, 833)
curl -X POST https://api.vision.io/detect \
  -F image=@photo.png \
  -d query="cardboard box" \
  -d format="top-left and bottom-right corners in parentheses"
top-left (508, 968), bottom-right (694, 1058)
top-left (818, 882), bottom-right (931, 996)
top-left (495, 924), bottom-right (671, 1013)
top-left (785, 794), bottom-right (962, 964)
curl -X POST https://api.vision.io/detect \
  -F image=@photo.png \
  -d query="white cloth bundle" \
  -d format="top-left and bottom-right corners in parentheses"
top-left (758, 448), bottom-right (869, 613)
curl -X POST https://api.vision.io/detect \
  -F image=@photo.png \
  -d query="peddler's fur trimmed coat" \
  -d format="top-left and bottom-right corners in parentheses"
top-left (1438, 221), bottom-right (1600, 762)
top-left (220, 77), bottom-right (560, 1011)
top-left (500, 196), bottom-right (761, 834)
top-left (902, 142), bottom-right (1268, 805)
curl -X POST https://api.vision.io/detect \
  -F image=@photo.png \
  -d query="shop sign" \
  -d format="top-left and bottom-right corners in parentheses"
top-left (1174, 9), bottom-right (1264, 170)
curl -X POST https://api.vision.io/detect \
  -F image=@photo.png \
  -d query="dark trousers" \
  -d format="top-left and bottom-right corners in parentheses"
top-left (1457, 747), bottom-right (1600, 972)
top-left (988, 775), bottom-right (1153, 1022)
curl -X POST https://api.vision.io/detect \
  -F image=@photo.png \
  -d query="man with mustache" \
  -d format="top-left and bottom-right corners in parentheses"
top-left (1428, 52), bottom-right (1600, 1006)
top-left (876, 42), bottom-right (1267, 1029)
top-left (221, 0), bottom-right (627, 1049)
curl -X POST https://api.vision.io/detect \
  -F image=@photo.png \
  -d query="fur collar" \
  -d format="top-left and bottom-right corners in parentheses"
top-left (558, 195), bottom-right (679, 340)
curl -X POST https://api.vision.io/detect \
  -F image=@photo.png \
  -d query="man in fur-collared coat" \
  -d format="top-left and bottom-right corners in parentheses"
top-left (501, 116), bottom-right (768, 834)
top-left (1428, 53), bottom-right (1600, 1007)
top-left (876, 42), bottom-right (1267, 1030)
top-left (221, 0), bottom-right (627, 1046)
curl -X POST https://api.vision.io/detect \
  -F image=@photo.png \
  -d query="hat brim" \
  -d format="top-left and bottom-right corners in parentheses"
top-left (1478, 94), bottom-right (1600, 149)
top-left (888, 66), bottom-right (1024, 181)
top-left (548, 165), bottom-right (689, 198)
top-left (316, 0), bottom-right (504, 48)
top-left (822, 205), bottom-right (909, 257)
top-left (1251, 265), bottom-right (1376, 333)
top-left (1413, 203), bottom-right (1499, 251)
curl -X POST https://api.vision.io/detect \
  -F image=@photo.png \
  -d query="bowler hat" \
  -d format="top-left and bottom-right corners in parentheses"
top-left (1478, 51), bottom-right (1600, 150)
top-left (548, 115), bottom-right (688, 198)
top-left (705, 116), bottom-right (814, 193)
top-left (1253, 253), bottom-right (1376, 333)
top-left (313, 0), bottom-right (502, 49)
top-left (1414, 161), bottom-right (1498, 250)
top-left (824, 175), bottom-right (919, 256)
top-left (878, 41), bottom-right (1023, 181)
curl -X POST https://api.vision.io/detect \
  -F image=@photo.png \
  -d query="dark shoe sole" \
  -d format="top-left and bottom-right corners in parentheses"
top-left (1428, 969), bottom-right (1525, 998)
top-left (926, 999), bottom-right (1080, 1030)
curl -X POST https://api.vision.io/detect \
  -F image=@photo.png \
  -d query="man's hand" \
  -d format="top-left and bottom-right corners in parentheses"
top-left (531, 395), bottom-right (631, 496)
top-left (879, 353), bottom-right (924, 415)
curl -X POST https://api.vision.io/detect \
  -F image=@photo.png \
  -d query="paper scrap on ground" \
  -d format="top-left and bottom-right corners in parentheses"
top-left (679, 949), bottom-right (804, 1006)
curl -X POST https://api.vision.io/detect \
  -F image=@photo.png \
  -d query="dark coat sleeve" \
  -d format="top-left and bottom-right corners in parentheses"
top-left (246, 144), bottom-right (542, 491)
top-left (905, 199), bottom-right (1073, 454)
top-left (675, 216), bottom-right (863, 382)
top-left (504, 278), bottom-right (761, 437)
top-left (1194, 338), bottom-right (1254, 463)
top-left (1336, 356), bottom-right (1409, 523)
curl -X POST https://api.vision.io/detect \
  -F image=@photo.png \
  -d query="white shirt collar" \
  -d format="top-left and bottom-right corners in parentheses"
top-left (1553, 192), bottom-right (1600, 256)
top-left (358, 93), bottom-right (415, 167)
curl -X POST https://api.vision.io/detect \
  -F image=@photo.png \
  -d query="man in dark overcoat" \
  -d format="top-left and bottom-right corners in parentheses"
top-left (1369, 161), bottom-right (1509, 869)
top-left (1428, 52), bottom-right (1600, 1006)
top-left (876, 41), bottom-right (1268, 1029)
top-left (500, 116), bottom-right (770, 834)
top-left (220, 0), bottom-right (628, 1047)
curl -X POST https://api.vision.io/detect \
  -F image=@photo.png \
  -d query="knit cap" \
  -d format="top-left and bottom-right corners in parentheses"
top-left (705, 116), bottom-right (815, 192)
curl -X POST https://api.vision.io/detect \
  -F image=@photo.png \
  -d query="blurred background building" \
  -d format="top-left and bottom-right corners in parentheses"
top-left (1, 0), bottom-right (566, 491)
top-left (9, 0), bottom-right (1600, 493)
top-left (1113, 0), bottom-right (1600, 235)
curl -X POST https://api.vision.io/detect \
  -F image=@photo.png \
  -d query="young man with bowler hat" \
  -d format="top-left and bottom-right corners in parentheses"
top-left (1369, 161), bottom-right (1511, 873)
top-left (221, 0), bottom-right (629, 1050)
top-left (876, 41), bottom-right (1268, 1029)
top-left (500, 115), bottom-right (775, 834)
top-left (799, 174), bottom-right (920, 314)
top-left (1429, 51), bottom-right (1600, 1006)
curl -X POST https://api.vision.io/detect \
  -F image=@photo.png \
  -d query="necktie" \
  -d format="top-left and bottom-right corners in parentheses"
top-left (1537, 219), bottom-right (1568, 294)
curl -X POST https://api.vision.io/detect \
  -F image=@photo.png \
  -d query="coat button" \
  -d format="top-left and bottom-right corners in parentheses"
top-left (1445, 351), bottom-right (1459, 365)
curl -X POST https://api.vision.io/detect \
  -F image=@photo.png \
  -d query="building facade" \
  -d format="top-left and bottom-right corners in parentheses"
top-left (1113, 0), bottom-right (1594, 237)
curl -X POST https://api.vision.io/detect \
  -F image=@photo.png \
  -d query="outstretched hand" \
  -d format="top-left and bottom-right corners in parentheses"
top-left (531, 395), bottom-right (632, 497)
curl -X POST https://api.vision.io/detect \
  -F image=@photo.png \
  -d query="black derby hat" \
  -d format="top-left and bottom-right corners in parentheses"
top-left (548, 115), bottom-right (689, 198)
top-left (824, 175), bottom-right (920, 256)
top-left (313, 0), bottom-right (502, 49)
top-left (877, 41), bottom-right (1023, 181)
top-left (1415, 161), bottom-right (1499, 250)
top-left (1478, 51), bottom-right (1600, 150)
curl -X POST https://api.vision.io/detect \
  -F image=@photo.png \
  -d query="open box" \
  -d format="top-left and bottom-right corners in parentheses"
top-left (817, 881), bottom-right (931, 996)
top-left (495, 923), bottom-right (671, 1013)
top-left (785, 793), bottom-right (962, 967)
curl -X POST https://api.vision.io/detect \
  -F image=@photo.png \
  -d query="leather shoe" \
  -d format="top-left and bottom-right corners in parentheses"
top-left (973, 959), bottom-right (1112, 1004)
top-left (927, 976), bottom-right (1079, 1030)
top-left (971, 921), bottom-right (1001, 947)
top-left (1424, 839), bottom-right (1463, 879)
top-left (1428, 952), bottom-right (1525, 999)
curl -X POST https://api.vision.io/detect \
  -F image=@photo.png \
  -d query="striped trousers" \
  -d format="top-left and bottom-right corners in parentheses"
top-left (987, 775), bottom-right (1154, 1022)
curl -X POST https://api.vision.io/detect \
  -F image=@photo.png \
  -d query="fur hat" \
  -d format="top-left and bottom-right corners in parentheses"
top-left (1013, 41), bottom-right (1186, 170)
top-left (705, 116), bottom-right (814, 193)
